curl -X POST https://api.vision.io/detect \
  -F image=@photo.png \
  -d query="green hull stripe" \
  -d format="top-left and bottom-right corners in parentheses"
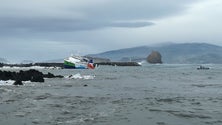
top-left (64, 61), bottom-right (75, 67)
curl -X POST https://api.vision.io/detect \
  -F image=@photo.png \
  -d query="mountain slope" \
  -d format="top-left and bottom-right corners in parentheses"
top-left (157, 43), bottom-right (222, 63)
top-left (89, 43), bottom-right (222, 64)
top-left (89, 46), bottom-right (152, 61)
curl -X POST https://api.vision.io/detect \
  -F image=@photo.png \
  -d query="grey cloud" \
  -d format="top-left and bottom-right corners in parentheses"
top-left (110, 21), bottom-right (154, 28)
top-left (84, 0), bottom-right (200, 20)
top-left (0, 0), bottom-right (199, 34)
top-left (0, 17), bottom-right (154, 36)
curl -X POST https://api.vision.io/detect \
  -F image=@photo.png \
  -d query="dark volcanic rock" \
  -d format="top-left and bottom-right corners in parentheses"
top-left (18, 69), bottom-right (44, 82)
top-left (43, 72), bottom-right (55, 78)
top-left (44, 72), bottom-right (63, 78)
top-left (0, 69), bottom-right (64, 85)
top-left (0, 71), bottom-right (16, 80)
top-left (147, 51), bottom-right (162, 64)
top-left (13, 80), bottom-right (23, 85)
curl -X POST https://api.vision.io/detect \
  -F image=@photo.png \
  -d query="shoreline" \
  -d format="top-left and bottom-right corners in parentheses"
top-left (0, 62), bottom-right (141, 68)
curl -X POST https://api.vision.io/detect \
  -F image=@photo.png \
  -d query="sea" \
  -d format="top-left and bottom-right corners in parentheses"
top-left (0, 64), bottom-right (222, 125)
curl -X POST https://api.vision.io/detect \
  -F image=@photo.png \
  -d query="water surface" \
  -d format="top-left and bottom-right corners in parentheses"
top-left (0, 64), bottom-right (222, 125)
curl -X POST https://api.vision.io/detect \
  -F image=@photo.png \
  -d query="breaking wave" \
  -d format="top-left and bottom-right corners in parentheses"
top-left (65, 73), bottom-right (95, 80)
top-left (0, 80), bottom-right (31, 86)
top-left (0, 80), bottom-right (15, 85)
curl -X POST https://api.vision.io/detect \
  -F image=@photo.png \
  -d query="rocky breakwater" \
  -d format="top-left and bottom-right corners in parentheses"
top-left (95, 62), bottom-right (141, 66)
top-left (0, 69), bottom-right (63, 85)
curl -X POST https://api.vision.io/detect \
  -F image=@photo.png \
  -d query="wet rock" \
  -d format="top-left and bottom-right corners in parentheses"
top-left (15, 69), bottom-right (44, 82)
top-left (0, 70), bottom-right (16, 80)
top-left (18, 69), bottom-right (44, 82)
top-left (44, 72), bottom-right (63, 78)
top-left (147, 51), bottom-right (162, 64)
top-left (197, 65), bottom-right (210, 70)
top-left (44, 72), bottom-right (55, 78)
top-left (30, 74), bottom-right (44, 82)
top-left (0, 69), bottom-right (64, 85)
top-left (0, 63), bottom-right (3, 67)
top-left (13, 80), bottom-right (23, 85)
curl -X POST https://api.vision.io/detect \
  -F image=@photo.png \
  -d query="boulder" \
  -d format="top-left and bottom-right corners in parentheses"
top-left (13, 80), bottom-right (23, 85)
top-left (44, 72), bottom-right (63, 78)
top-left (17, 69), bottom-right (44, 82)
top-left (0, 69), bottom-right (64, 84)
top-left (147, 51), bottom-right (162, 64)
top-left (43, 72), bottom-right (55, 78)
top-left (0, 70), bottom-right (16, 80)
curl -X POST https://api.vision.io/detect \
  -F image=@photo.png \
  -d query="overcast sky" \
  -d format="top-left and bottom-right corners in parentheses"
top-left (0, 0), bottom-right (222, 62)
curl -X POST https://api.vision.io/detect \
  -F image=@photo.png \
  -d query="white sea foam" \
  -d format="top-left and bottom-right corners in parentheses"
top-left (23, 81), bottom-right (31, 84)
top-left (0, 80), bottom-right (15, 85)
top-left (0, 66), bottom-right (61, 70)
top-left (0, 80), bottom-right (32, 86)
top-left (65, 73), bottom-right (95, 80)
top-left (137, 60), bottom-right (147, 66)
top-left (1, 66), bottom-right (20, 69)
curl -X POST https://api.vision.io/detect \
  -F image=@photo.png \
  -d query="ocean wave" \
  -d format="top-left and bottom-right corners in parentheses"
top-left (0, 80), bottom-right (15, 85)
top-left (65, 73), bottom-right (95, 80)
top-left (0, 80), bottom-right (31, 86)
top-left (0, 66), bottom-right (61, 70)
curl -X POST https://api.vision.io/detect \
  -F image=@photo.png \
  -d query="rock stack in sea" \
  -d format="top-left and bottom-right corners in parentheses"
top-left (147, 51), bottom-right (162, 64)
